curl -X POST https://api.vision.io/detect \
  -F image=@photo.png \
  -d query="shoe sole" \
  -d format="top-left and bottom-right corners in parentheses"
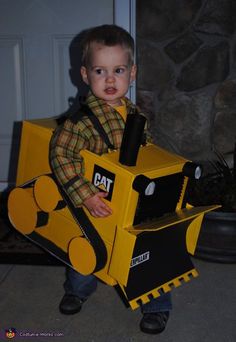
top-left (59, 307), bottom-right (82, 315)
top-left (140, 326), bottom-right (166, 334)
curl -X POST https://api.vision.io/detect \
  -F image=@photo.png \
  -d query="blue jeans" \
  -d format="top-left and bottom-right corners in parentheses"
top-left (64, 268), bottom-right (172, 313)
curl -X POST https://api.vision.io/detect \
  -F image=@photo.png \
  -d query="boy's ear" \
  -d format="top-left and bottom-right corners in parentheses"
top-left (130, 64), bottom-right (137, 83)
top-left (80, 66), bottom-right (89, 85)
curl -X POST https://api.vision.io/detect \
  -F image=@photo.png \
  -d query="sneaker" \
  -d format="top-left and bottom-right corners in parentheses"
top-left (140, 311), bottom-right (169, 334)
top-left (59, 294), bottom-right (84, 315)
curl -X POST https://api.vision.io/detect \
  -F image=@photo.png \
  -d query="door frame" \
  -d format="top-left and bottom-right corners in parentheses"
top-left (114, 0), bottom-right (136, 103)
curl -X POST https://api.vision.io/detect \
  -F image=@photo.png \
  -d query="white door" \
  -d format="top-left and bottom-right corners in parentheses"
top-left (0, 0), bottom-right (113, 190)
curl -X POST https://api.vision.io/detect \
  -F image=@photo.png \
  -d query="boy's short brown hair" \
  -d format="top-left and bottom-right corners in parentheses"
top-left (81, 24), bottom-right (135, 67)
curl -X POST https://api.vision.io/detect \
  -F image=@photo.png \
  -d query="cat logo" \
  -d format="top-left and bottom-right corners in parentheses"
top-left (92, 165), bottom-right (115, 201)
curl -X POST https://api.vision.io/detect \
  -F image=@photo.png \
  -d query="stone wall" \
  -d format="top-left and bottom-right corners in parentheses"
top-left (136, 0), bottom-right (236, 163)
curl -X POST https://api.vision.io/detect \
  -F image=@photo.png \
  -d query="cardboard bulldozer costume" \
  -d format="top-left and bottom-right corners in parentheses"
top-left (8, 114), bottom-right (218, 310)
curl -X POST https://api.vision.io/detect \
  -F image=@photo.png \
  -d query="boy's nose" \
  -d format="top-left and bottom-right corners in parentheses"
top-left (106, 74), bottom-right (115, 83)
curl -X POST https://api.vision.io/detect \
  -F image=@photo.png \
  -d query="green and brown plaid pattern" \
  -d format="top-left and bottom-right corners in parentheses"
top-left (49, 92), bottom-right (138, 207)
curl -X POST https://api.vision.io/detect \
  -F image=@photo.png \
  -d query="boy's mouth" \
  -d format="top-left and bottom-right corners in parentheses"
top-left (105, 87), bottom-right (117, 95)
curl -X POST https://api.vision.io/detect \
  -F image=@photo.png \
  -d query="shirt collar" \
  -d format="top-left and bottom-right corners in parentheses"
top-left (85, 91), bottom-right (137, 116)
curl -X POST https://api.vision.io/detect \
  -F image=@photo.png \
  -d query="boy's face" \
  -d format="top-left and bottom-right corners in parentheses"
top-left (81, 43), bottom-right (136, 107)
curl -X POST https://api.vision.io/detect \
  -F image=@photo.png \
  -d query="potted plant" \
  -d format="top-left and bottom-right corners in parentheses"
top-left (186, 144), bottom-right (236, 263)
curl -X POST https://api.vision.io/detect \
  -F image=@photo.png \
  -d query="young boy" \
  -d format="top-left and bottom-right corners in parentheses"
top-left (49, 24), bottom-right (172, 335)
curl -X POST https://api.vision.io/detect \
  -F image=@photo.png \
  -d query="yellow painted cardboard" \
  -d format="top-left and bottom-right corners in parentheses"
top-left (8, 118), bottom-right (220, 309)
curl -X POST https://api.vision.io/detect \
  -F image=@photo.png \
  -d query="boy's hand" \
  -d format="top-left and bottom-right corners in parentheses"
top-left (83, 192), bottom-right (112, 218)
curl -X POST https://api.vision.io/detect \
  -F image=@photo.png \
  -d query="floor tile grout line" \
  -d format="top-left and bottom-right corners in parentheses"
top-left (0, 264), bottom-right (15, 285)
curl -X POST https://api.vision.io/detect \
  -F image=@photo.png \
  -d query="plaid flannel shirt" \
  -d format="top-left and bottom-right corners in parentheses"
top-left (49, 92), bottom-right (140, 207)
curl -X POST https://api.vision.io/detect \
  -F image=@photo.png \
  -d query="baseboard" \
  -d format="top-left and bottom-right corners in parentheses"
top-left (0, 182), bottom-right (8, 192)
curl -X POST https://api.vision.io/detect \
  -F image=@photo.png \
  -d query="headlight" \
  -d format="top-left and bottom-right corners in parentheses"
top-left (132, 175), bottom-right (156, 196)
top-left (182, 162), bottom-right (202, 179)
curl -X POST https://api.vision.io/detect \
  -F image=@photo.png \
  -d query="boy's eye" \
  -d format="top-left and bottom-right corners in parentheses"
top-left (95, 68), bottom-right (103, 75)
top-left (115, 67), bottom-right (125, 74)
